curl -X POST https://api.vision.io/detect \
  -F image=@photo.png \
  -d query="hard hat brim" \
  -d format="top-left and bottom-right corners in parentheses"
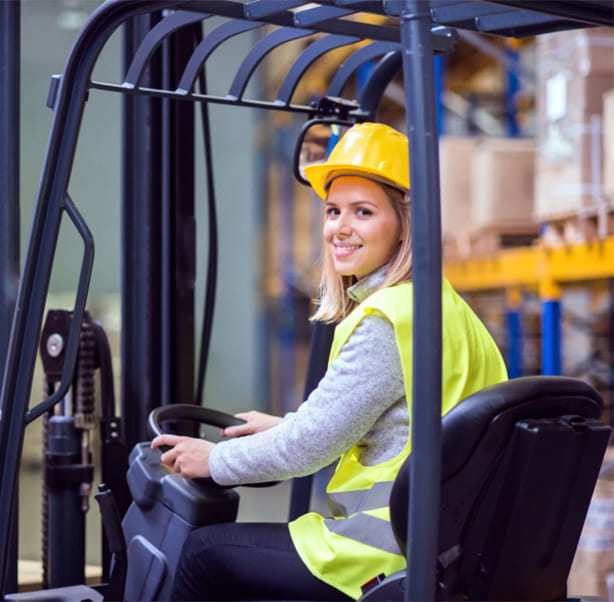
top-left (304, 163), bottom-right (409, 199)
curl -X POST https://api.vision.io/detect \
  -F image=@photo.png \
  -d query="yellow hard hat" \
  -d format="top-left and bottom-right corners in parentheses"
top-left (303, 122), bottom-right (410, 199)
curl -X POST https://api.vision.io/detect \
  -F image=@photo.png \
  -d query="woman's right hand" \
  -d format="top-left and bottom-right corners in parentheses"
top-left (221, 411), bottom-right (283, 437)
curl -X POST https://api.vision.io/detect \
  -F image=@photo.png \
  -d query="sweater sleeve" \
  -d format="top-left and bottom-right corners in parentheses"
top-left (209, 313), bottom-right (405, 486)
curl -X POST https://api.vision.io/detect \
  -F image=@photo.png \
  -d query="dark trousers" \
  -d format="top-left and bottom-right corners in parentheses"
top-left (171, 522), bottom-right (352, 601)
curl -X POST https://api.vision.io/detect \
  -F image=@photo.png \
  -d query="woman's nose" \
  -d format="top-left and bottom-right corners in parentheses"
top-left (335, 212), bottom-right (352, 236)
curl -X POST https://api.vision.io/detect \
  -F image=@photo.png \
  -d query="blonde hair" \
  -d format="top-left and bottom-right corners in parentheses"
top-left (311, 181), bottom-right (412, 323)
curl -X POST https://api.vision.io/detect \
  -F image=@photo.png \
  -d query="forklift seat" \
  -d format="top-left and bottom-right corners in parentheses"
top-left (371, 375), bottom-right (611, 602)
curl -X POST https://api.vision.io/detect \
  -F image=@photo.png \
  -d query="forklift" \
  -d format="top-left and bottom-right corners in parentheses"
top-left (0, 1), bottom-right (613, 600)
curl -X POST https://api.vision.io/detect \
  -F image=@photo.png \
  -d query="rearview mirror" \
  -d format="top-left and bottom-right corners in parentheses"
top-left (293, 119), bottom-right (355, 187)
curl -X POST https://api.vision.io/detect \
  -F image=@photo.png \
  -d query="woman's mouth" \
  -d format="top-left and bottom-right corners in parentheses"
top-left (334, 243), bottom-right (362, 257)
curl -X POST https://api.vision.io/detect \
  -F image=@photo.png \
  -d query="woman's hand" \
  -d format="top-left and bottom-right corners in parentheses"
top-left (222, 411), bottom-right (283, 437)
top-left (151, 434), bottom-right (215, 479)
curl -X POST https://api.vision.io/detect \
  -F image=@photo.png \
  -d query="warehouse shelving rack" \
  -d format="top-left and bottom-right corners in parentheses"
top-left (445, 237), bottom-right (614, 376)
top-left (1, 1), bottom-right (613, 599)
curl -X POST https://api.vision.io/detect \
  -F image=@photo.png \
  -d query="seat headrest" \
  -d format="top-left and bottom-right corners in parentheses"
top-left (441, 376), bottom-right (602, 480)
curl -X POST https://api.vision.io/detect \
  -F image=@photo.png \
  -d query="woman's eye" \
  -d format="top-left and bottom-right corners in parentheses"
top-left (325, 207), bottom-right (339, 217)
top-left (357, 208), bottom-right (372, 216)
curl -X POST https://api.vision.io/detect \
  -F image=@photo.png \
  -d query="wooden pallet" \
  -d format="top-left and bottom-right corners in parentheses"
top-left (541, 206), bottom-right (614, 247)
top-left (444, 224), bottom-right (540, 260)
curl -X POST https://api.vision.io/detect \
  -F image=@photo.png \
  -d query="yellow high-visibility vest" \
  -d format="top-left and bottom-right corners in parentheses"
top-left (289, 280), bottom-right (508, 599)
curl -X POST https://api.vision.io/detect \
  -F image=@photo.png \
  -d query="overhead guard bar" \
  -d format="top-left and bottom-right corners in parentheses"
top-left (184, 0), bottom-right (402, 41)
top-left (430, 0), bottom-right (511, 22)
top-left (123, 10), bottom-right (211, 87)
top-left (227, 26), bottom-right (314, 100)
top-left (177, 20), bottom-right (263, 94)
top-left (275, 33), bottom-right (362, 105)
top-left (491, 0), bottom-right (614, 27)
top-left (293, 5), bottom-right (356, 26)
top-left (244, 0), bottom-right (305, 20)
top-left (325, 40), bottom-right (399, 99)
top-left (476, 11), bottom-right (582, 37)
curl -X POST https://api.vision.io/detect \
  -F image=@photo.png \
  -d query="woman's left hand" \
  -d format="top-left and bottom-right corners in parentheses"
top-left (151, 434), bottom-right (215, 479)
top-left (222, 411), bottom-right (283, 437)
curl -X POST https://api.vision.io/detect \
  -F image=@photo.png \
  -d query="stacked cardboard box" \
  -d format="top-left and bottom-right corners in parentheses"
top-left (535, 28), bottom-right (614, 223)
top-left (440, 136), bottom-right (481, 238)
top-left (440, 135), bottom-right (538, 258)
top-left (471, 137), bottom-right (536, 229)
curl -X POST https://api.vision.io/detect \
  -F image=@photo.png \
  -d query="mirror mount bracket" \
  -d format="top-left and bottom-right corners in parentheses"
top-left (307, 95), bottom-right (363, 122)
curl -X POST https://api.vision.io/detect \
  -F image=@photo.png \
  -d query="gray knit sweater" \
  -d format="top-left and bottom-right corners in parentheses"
top-left (209, 271), bottom-right (408, 486)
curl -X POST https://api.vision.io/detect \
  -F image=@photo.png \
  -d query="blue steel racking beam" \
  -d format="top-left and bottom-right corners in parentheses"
top-left (505, 288), bottom-right (522, 378)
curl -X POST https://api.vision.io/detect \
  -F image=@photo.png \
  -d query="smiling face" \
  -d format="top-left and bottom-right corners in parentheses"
top-left (323, 175), bottom-right (402, 280)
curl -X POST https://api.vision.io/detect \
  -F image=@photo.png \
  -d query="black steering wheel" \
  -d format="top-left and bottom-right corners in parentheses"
top-left (148, 404), bottom-right (278, 488)
top-left (148, 403), bottom-right (246, 440)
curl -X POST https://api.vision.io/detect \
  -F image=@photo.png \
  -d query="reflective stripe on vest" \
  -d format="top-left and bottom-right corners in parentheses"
top-left (328, 481), bottom-right (393, 516)
top-left (325, 512), bottom-right (401, 556)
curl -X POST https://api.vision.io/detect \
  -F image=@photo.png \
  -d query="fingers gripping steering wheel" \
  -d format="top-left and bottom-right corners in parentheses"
top-left (147, 404), bottom-right (278, 488)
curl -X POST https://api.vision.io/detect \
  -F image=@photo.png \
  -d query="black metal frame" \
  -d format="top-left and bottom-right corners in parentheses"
top-left (0, 0), bottom-right (612, 598)
top-left (0, 0), bottom-right (20, 382)
top-left (0, 3), bottom-right (21, 595)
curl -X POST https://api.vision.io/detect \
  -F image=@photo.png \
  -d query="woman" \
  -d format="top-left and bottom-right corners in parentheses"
top-left (152, 122), bottom-right (508, 600)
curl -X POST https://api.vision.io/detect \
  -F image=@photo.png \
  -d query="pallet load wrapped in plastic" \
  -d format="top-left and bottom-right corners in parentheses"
top-left (535, 27), bottom-right (614, 245)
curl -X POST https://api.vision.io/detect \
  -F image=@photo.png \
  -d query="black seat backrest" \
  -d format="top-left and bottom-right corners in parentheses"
top-left (390, 376), bottom-right (612, 601)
